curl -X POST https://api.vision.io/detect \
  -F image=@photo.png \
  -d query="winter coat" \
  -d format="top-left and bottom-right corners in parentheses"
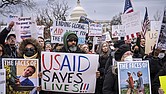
top-left (152, 64), bottom-right (166, 94)
top-left (103, 66), bottom-right (118, 94)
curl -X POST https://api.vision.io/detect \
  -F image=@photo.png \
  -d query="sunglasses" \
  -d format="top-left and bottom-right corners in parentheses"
top-left (25, 47), bottom-right (36, 52)
top-left (68, 39), bottom-right (77, 42)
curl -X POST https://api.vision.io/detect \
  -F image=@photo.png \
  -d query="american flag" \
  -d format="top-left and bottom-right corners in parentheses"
top-left (123, 0), bottom-right (134, 14)
top-left (142, 7), bottom-right (150, 39)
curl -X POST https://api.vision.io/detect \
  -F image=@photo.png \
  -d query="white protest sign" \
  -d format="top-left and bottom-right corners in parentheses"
top-left (0, 69), bottom-right (6, 94)
top-left (51, 20), bottom-right (88, 44)
top-left (151, 21), bottom-right (161, 32)
top-left (101, 32), bottom-right (111, 42)
top-left (41, 52), bottom-right (99, 93)
top-left (112, 25), bottom-right (126, 38)
top-left (121, 11), bottom-right (141, 35)
top-left (37, 25), bottom-right (45, 38)
top-left (14, 17), bottom-right (37, 42)
top-left (88, 23), bottom-right (102, 36)
top-left (145, 31), bottom-right (158, 54)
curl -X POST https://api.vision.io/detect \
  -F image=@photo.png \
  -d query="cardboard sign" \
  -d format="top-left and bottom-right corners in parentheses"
top-left (145, 31), bottom-right (158, 54)
top-left (41, 52), bottom-right (99, 93)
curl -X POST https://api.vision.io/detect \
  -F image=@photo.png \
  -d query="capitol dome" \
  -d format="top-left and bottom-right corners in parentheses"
top-left (69, 0), bottom-right (87, 22)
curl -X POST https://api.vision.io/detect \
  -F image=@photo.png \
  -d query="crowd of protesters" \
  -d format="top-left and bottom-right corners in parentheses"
top-left (0, 21), bottom-right (166, 94)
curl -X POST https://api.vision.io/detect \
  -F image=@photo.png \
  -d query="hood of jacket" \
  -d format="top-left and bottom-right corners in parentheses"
top-left (63, 32), bottom-right (78, 51)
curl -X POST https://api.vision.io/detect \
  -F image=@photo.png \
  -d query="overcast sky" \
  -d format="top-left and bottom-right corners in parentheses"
top-left (1, 0), bottom-right (166, 22)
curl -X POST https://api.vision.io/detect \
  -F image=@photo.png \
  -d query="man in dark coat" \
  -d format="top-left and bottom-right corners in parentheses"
top-left (59, 32), bottom-right (83, 53)
top-left (0, 21), bottom-right (18, 58)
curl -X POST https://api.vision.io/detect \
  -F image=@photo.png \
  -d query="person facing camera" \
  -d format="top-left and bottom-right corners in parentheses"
top-left (103, 44), bottom-right (132, 94)
top-left (18, 38), bottom-right (42, 59)
top-left (59, 32), bottom-right (83, 53)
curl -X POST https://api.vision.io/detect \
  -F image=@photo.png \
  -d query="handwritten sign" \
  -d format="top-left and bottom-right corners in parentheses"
top-left (41, 52), bottom-right (99, 93)
top-left (88, 23), bottom-right (102, 36)
top-left (121, 11), bottom-right (141, 35)
top-left (51, 20), bottom-right (88, 44)
top-left (145, 31), bottom-right (158, 54)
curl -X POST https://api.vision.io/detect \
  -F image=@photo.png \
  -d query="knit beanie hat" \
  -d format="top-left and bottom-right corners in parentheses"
top-left (67, 34), bottom-right (78, 41)
top-left (114, 44), bottom-right (131, 61)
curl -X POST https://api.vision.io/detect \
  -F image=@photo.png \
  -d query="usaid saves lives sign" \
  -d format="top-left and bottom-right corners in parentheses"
top-left (41, 52), bottom-right (99, 93)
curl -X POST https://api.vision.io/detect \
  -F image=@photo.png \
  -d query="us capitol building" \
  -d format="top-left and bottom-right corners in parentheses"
top-left (69, 0), bottom-right (111, 33)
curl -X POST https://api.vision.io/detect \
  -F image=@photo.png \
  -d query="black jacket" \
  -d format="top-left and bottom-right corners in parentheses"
top-left (152, 65), bottom-right (166, 94)
top-left (0, 28), bottom-right (10, 45)
top-left (103, 66), bottom-right (118, 94)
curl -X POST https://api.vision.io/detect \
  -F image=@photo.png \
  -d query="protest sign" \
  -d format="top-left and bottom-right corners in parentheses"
top-left (88, 23), bottom-right (102, 36)
top-left (145, 31), bottom-right (158, 54)
top-left (118, 61), bottom-right (151, 94)
top-left (2, 58), bottom-right (38, 93)
top-left (157, 8), bottom-right (166, 50)
top-left (159, 76), bottom-right (166, 93)
top-left (121, 11), bottom-right (141, 36)
top-left (50, 20), bottom-right (88, 44)
top-left (0, 69), bottom-right (6, 94)
top-left (101, 32), bottom-right (111, 42)
top-left (112, 25), bottom-right (126, 38)
top-left (14, 17), bottom-right (37, 42)
top-left (37, 25), bottom-right (45, 37)
top-left (41, 52), bottom-right (99, 93)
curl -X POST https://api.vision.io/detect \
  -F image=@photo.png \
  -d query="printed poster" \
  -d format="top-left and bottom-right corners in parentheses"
top-left (0, 69), bottom-right (6, 94)
top-left (2, 58), bottom-right (38, 93)
top-left (41, 52), bottom-right (99, 93)
top-left (118, 61), bottom-right (151, 94)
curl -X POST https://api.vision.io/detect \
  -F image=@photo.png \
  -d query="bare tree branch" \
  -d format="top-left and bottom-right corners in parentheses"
top-left (153, 10), bottom-right (163, 21)
top-left (0, 0), bottom-right (36, 15)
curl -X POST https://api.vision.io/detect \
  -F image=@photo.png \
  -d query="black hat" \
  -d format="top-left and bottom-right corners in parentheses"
top-left (114, 40), bottom-right (125, 48)
top-left (114, 44), bottom-right (131, 61)
top-left (7, 34), bottom-right (16, 40)
top-left (67, 34), bottom-right (78, 41)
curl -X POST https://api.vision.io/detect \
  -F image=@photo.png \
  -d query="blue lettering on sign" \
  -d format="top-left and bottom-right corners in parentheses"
top-left (78, 56), bottom-right (90, 72)
top-left (59, 55), bottom-right (90, 72)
